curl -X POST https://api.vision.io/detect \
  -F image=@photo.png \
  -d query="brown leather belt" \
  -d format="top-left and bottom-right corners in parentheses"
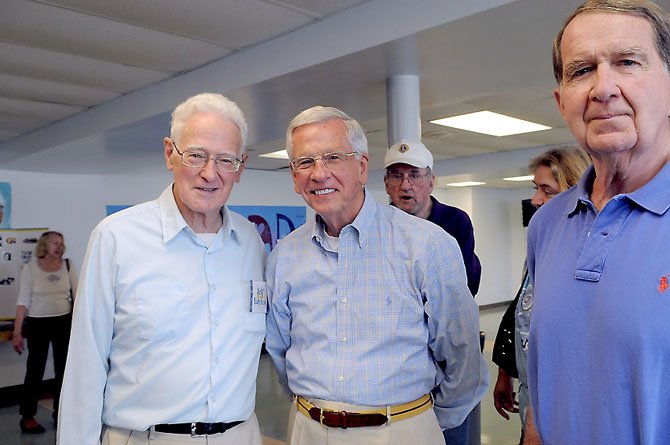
top-left (296, 394), bottom-right (432, 429)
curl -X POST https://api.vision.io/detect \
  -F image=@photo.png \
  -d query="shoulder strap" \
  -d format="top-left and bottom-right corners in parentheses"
top-left (65, 258), bottom-right (74, 301)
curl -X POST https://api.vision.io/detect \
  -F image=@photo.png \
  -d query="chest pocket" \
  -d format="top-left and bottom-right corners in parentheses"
top-left (134, 282), bottom-right (187, 342)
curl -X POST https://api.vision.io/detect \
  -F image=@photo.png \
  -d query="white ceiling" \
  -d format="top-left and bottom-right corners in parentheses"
top-left (3, 0), bottom-right (669, 188)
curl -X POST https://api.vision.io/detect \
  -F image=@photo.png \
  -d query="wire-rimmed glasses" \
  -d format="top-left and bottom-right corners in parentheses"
top-left (172, 140), bottom-right (243, 172)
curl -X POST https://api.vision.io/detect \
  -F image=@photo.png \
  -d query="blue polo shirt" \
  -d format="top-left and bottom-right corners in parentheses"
top-left (527, 162), bottom-right (670, 445)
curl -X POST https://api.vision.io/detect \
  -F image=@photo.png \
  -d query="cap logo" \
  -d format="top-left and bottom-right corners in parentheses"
top-left (398, 144), bottom-right (409, 153)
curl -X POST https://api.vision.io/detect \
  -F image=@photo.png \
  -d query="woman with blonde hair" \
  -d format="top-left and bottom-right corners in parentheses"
top-left (12, 231), bottom-right (77, 433)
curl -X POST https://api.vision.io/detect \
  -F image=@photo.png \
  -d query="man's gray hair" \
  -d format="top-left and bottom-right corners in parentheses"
top-left (170, 93), bottom-right (248, 152)
top-left (553, 0), bottom-right (670, 84)
top-left (285, 106), bottom-right (368, 158)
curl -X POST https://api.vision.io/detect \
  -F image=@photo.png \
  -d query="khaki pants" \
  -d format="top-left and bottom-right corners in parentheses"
top-left (288, 399), bottom-right (445, 445)
top-left (102, 414), bottom-right (262, 445)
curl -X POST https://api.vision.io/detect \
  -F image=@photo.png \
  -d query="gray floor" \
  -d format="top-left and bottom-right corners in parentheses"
top-left (0, 305), bottom-right (522, 445)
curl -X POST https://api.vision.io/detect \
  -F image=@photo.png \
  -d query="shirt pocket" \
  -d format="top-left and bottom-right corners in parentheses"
top-left (134, 282), bottom-right (186, 342)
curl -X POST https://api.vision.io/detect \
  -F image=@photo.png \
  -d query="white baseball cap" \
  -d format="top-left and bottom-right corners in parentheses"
top-left (384, 140), bottom-right (433, 169)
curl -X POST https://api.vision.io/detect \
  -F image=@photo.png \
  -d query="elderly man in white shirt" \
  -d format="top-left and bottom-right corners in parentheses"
top-left (58, 93), bottom-right (267, 445)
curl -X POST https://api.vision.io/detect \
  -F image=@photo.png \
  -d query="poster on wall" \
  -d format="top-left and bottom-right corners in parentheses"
top-left (0, 228), bottom-right (48, 326)
top-left (0, 182), bottom-right (11, 229)
top-left (229, 206), bottom-right (306, 253)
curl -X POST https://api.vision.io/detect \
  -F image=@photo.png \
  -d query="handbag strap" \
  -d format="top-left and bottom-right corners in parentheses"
top-left (65, 258), bottom-right (73, 301)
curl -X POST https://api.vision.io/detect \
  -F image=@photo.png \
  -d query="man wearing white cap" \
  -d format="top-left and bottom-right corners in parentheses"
top-left (384, 140), bottom-right (481, 296)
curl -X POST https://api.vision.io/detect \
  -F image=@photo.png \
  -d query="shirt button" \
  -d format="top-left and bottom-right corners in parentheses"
top-left (342, 337), bottom-right (347, 343)
top-left (341, 297), bottom-right (347, 304)
top-left (214, 320), bottom-right (220, 326)
top-left (339, 375), bottom-right (344, 382)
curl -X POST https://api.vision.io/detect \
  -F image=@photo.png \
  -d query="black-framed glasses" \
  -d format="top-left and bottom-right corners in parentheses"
top-left (172, 141), bottom-right (243, 172)
top-left (385, 170), bottom-right (431, 186)
top-left (290, 151), bottom-right (358, 171)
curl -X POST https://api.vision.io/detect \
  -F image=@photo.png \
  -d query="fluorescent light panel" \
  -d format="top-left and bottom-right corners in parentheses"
top-left (259, 149), bottom-right (289, 159)
top-left (430, 111), bottom-right (551, 137)
top-left (503, 175), bottom-right (534, 182)
top-left (446, 181), bottom-right (486, 187)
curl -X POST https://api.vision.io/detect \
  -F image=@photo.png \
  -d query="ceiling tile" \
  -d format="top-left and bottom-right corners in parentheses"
top-left (1, 0), bottom-right (232, 72)
top-left (0, 97), bottom-right (84, 121)
top-left (0, 43), bottom-right (169, 92)
top-left (0, 115), bottom-right (50, 135)
top-left (0, 73), bottom-right (119, 107)
top-left (268, 0), bottom-right (370, 17)
top-left (39, 0), bottom-right (316, 48)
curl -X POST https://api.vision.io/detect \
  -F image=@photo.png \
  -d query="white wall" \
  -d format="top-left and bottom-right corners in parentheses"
top-left (470, 188), bottom-right (530, 305)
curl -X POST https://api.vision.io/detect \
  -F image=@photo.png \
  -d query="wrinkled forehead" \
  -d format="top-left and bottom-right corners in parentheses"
top-left (562, 12), bottom-right (657, 55)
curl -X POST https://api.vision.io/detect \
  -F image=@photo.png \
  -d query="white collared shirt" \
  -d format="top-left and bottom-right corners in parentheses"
top-left (58, 185), bottom-right (266, 444)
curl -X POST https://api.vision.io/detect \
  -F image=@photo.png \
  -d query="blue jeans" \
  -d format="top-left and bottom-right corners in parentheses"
top-left (442, 406), bottom-right (476, 445)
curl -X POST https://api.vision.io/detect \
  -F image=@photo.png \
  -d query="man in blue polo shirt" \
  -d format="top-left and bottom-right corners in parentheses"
top-left (524, 1), bottom-right (670, 443)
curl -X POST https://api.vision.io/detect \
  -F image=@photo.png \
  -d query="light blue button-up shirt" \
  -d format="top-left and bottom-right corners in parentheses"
top-left (266, 192), bottom-right (488, 429)
top-left (58, 185), bottom-right (266, 444)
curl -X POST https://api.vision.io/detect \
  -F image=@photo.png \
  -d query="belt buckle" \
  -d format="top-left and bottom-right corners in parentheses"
top-left (319, 409), bottom-right (349, 429)
top-left (190, 422), bottom-right (198, 438)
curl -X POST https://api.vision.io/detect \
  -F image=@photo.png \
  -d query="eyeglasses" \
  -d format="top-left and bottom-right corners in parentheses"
top-left (290, 151), bottom-right (359, 171)
top-left (172, 141), bottom-right (243, 172)
top-left (385, 170), bottom-right (431, 186)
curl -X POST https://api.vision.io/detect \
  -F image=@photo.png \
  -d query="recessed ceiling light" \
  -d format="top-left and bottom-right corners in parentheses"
top-left (503, 175), bottom-right (535, 182)
top-left (259, 150), bottom-right (289, 159)
top-left (446, 181), bottom-right (486, 187)
top-left (430, 111), bottom-right (551, 137)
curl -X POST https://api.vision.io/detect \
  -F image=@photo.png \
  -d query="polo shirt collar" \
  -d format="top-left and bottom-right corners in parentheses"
top-left (627, 161), bottom-right (670, 215)
top-left (568, 166), bottom-right (596, 216)
top-left (569, 161), bottom-right (670, 216)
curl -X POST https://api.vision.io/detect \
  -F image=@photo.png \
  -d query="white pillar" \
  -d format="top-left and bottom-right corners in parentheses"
top-left (386, 74), bottom-right (421, 146)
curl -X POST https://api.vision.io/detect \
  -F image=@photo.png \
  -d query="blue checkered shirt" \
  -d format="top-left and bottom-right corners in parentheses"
top-left (265, 192), bottom-right (488, 429)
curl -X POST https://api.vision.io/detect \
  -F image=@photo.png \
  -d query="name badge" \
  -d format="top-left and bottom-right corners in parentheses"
top-left (249, 280), bottom-right (268, 313)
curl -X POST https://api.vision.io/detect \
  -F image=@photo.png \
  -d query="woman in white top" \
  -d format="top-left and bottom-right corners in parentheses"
top-left (12, 231), bottom-right (77, 434)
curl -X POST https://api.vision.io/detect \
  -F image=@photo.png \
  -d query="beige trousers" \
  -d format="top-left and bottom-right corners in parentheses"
top-left (101, 414), bottom-right (262, 445)
top-left (287, 399), bottom-right (445, 445)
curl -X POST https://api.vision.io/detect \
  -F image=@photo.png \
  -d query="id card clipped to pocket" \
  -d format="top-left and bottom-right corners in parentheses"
top-left (249, 280), bottom-right (268, 313)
